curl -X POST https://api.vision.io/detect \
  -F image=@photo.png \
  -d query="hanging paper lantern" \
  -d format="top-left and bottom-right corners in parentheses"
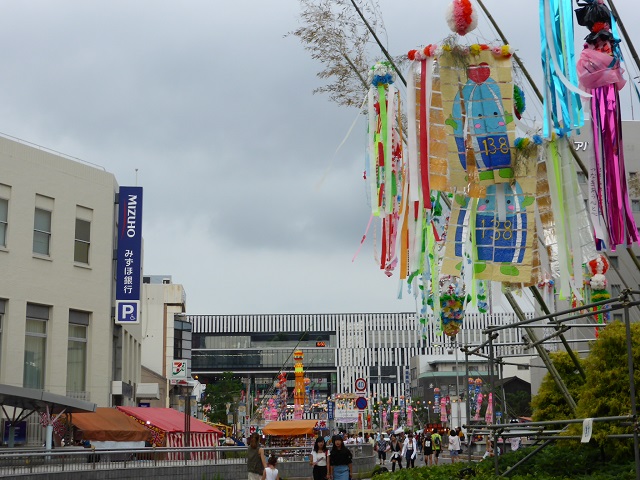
top-left (446, 0), bottom-right (478, 36)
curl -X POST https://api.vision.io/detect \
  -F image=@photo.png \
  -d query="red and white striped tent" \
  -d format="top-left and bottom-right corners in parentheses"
top-left (117, 406), bottom-right (222, 460)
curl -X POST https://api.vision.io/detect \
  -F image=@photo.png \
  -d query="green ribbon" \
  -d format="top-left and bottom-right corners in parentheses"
top-left (378, 84), bottom-right (391, 214)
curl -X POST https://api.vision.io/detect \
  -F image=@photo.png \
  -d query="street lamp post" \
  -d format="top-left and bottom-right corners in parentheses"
top-left (448, 336), bottom-right (462, 427)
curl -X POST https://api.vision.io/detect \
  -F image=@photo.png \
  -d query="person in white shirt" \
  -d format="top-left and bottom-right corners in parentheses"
top-left (401, 432), bottom-right (417, 468)
top-left (262, 456), bottom-right (280, 480)
top-left (309, 437), bottom-right (328, 480)
top-left (448, 429), bottom-right (461, 464)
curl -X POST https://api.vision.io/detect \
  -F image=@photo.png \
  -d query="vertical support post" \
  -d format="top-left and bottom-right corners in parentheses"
top-left (488, 332), bottom-right (499, 475)
top-left (184, 387), bottom-right (191, 462)
top-left (623, 303), bottom-right (640, 480)
top-left (7, 424), bottom-right (15, 448)
top-left (454, 335), bottom-right (461, 428)
top-left (465, 348), bottom-right (472, 463)
top-left (499, 359), bottom-right (508, 423)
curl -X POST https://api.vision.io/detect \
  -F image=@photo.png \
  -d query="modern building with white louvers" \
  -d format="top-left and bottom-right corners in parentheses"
top-left (188, 310), bottom-right (534, 406)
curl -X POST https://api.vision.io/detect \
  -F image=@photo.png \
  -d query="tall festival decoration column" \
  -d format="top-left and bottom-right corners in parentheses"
top-left (293, 350), bottom-right (305, 420)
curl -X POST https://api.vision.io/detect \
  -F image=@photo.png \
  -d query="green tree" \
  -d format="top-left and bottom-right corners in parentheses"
top-left (574, 321), bottom-right (640, 458)
top-left (531, 351), bottom-right (584, 422)
top-left (201, 372), bottom-right (244, 425)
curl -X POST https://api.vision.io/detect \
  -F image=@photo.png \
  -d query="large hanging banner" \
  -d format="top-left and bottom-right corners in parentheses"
top-left (442, 177), bottom-right (537, 283)
top-left (439, 47), bottom-right (516, 196)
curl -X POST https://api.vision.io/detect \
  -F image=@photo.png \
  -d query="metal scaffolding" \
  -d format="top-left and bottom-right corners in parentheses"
top-left (459, 289), bottom-right (640, 478)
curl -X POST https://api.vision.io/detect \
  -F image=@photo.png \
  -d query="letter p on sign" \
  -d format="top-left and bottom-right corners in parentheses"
top-left (116, 301), bottom-right (140, 324)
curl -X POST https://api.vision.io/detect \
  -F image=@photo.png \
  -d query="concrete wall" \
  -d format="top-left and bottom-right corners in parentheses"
top-left (0, 453), bottom-right (377, 480)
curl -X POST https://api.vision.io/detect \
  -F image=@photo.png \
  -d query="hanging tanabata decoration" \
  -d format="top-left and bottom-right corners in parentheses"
top-left (437, 42), bottom-right (539, 284)
top-left (576, 0), bottom-right (640, 250)
top-left (484, 392), bottom-right (494, 424)
top-left (433, 387), bottom-right (441, 416)
top-left (587, 254), bottom-right (610, 337)
top-left (367, 61), bottom-right (405, 277)
top-left (440, 397), bottom-right (448, 423)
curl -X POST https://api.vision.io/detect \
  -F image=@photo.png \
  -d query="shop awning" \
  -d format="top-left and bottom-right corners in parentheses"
top-left (0, 384), bottom-right (96, 418)
top-left (263, 420), bottom-right (318, 436)
top-left (117, 406), bottom-right (222, 434)
top-left (71, 408), bottom-right (152, 442)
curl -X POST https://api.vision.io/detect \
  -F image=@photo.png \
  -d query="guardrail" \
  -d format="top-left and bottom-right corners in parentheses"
top-left (0, 444), bottom-right (374, 477)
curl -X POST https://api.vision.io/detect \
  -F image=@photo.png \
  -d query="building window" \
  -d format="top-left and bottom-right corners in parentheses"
top-left (517, 365), bottom-right (530, 370)
top-left (67, 310), bottom-right (89, 394)
top-left (633, 200), bottom-right (640, 213)
top-left (611, 284), bottom-right (622, 297)
top-left (24, 303), bottom-right (49, 389)
top-left (609, 256), bottom-right (619, 269)
top-left (74, 219), bottom-right (91, 264)
top-left (33, 208), bottom-right (52, 255)
top-left (613, 313), bottom-right (623, 323)
top-left (0, 198), bottom-right (7, 248)
top-left (576, 171), bottom-right (587, 184)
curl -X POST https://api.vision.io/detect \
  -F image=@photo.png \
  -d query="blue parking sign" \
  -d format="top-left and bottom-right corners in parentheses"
top-left (116, 301), bottom-right (139, 323)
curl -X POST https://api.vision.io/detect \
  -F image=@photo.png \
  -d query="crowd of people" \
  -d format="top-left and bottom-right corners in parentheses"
top-left (246, 427), bottom-right (496, 479)
top-left (372, 426), bottom-right (467, 470)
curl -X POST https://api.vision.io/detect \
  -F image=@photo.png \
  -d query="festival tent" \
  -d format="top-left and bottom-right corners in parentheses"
top-left (117, 406), bottom-right (222, 459)
top-left (262, 419), bottom-right (318, 436)
top-left (71, 407), bottom-right (152, 448)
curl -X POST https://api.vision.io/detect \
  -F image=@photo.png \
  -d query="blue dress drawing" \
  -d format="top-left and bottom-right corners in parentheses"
top-left (446, 62), bottom-right (513, 182)
top-left (454, 182), bottom-right (532, 276)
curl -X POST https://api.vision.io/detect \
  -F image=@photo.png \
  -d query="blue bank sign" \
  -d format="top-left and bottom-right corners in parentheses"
top-left (115, 186), bottom-right (143, 324)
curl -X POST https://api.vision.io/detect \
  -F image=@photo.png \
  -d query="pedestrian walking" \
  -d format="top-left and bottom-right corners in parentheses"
top-left (422, 432), bottom-right (433, 466)
top-left (431, 428), bottom-right (442, 466)
top-left (375, 435), bottom-right (388, 465)
top-left (328, 434), bottom-right (353, 480)
top-left (261, 456), bottom-right (280, 480)
top-left (310, 437), bottom-right (328, 480)
top-left (448, 429), bottom-right (461, 464)
top-left (388, 433), bottom-right (403, 472)
top-left (402, 432), bottom-right (417, 468)
top-left (247, 433), bottom-right (267, 480)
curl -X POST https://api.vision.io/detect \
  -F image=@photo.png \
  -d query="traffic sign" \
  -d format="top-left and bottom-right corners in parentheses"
top-left (354, 378), bottom-right (367, 392)
top-left (327, 401), bottom-right (335, 420)
top-left (355, 397), bottom-right (368, 410)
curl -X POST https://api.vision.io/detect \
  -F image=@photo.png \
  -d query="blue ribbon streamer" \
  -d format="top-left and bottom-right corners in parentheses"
top-left (539, 0), bottom-right (585, 138)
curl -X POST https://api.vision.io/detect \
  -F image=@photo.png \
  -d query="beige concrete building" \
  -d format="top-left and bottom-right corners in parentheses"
top-left (0, 134), bottom-right (142, 414)
top-left (138, 275), bottom-right (188, 408)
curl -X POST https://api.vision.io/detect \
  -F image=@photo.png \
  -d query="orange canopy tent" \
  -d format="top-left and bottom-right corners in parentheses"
top-left (262, 420), bottom-right (318, 436)
top-left (71, 407), bottom-right (151, 442)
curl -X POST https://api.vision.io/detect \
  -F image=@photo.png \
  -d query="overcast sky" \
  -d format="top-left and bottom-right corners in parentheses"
top-left (1, 1), bottom-right (639, 315)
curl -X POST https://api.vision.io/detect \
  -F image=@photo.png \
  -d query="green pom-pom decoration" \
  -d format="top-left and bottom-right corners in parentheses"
top-left (514, 85), bottom-right (526, 118)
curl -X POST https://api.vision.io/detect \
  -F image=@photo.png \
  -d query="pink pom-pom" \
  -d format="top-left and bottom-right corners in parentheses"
top-left (446, 0), bottom-right (478, 36)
